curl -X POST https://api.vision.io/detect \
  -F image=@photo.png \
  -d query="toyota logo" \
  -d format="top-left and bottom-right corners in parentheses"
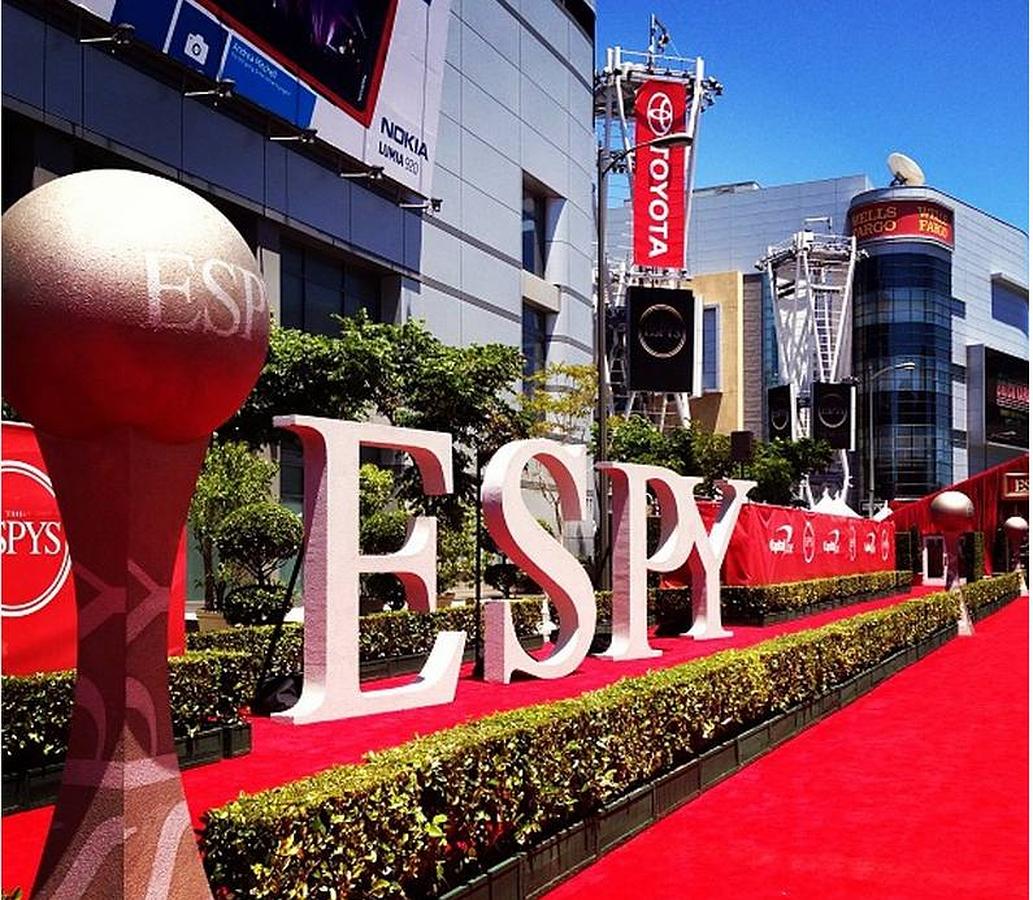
top-left (646, 91), bottom-right (674, 136)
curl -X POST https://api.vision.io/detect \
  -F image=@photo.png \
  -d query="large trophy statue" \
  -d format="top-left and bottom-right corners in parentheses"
top-left (929, 490), bottom-right (975, 636)
top-left (3, 170), bottom-right (268, 898)
top-left (1003, 516), bottom-right (1028, 595)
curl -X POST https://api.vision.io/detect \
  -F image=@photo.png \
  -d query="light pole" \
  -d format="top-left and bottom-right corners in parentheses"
top-left (866, 359), bottom-right (915, 516)
top-left (595, 130), bottom-right (692, 587)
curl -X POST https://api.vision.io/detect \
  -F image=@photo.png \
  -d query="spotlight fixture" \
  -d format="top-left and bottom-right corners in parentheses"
top-left (184, 79), bottom-right (235, 101)
top-left (79, 22), bottom-right (134, 47)
top-left (339, 165), bottom-right (384, 181)
top-left (270, 128), bottom-right (318, 145)
top-left (398, 197), bottom-right (443, 213)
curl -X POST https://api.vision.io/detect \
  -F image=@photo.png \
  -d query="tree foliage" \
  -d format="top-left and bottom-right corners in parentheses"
top-left (216, 502), bottom-right (303, 586)
top-left (219, 316), bottom-right (529, 526)
top-left (188, 441), bottom-right (279, 610)
top-left (607, 416), bottom-right (833, 505)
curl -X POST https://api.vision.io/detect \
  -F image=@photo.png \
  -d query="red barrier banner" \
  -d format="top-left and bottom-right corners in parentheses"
top-left (668, 502), bottom-right (896, 587)
top-left (632, 80), bottom-right (687, 268)
top-left (1, 423), bottom-right (187, 675)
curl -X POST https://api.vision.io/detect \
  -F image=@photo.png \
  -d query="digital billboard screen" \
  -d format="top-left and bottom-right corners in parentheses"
top-left (196, 0), bottom-right (396, 122)
top-left (78, 0), bottom-right (450, 195)
top-left (985, 348), bottom-right (1029, 448)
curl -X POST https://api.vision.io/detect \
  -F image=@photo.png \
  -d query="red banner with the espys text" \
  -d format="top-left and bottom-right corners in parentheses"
top-left (633, 80), bottom-right (687, 269)
top-left (668, 503), bottom-right (896, 587)
top-left (2, 423), bottom-right (187, 675)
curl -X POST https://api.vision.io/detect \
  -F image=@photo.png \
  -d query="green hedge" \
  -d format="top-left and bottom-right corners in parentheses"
top-left (188, 598), bottom-right (547, 675)
top-left (1, 649), bottom-right (251, 771)
top-left (963, 571), bottom-right (1020, 610)
top-left (199, 574), bottom-right (1018, 898)
top-left (720, 570), bottom-right (912, 620)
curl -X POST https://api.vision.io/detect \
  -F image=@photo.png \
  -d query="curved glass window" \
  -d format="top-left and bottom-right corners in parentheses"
top-left (853, 251), bottom-right (953, 502)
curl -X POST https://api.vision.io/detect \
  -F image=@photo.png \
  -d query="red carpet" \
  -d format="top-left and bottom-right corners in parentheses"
top-left (545, 596), bottom-right (1029, 900)
top-left (0, 585), bottom-right (954, 894)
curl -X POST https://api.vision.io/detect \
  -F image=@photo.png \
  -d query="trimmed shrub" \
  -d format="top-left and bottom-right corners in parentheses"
top-left (188, 599), bottom-right (547, 694)
top-left (720, 570), bottom-right (911, 621)
top-left (223, 584), bottom-right (291, 626)
top-left (216, 501), bottom-right (303, 586)
top-left (200, 575), bottom-right (1016, 898)
top-left (1, 650), bottom-right (251, 771)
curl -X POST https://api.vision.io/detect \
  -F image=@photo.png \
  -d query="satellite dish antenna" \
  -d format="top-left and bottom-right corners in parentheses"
top-left (887, 152), bottom-right (926, 186)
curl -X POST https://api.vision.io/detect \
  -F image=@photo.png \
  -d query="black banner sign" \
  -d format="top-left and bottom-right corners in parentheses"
top-left (812, 381), bottom-right (856, 450)
top-left (768, 384), bottom-right (796, 441)
top-left (627, 286), bottom-right (696, 393)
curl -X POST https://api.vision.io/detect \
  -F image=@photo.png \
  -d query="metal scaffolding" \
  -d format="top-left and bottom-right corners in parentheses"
top-left (758, 226), bottom-right (863, 504)
top-left (594, 41), bottom-right (721, 430)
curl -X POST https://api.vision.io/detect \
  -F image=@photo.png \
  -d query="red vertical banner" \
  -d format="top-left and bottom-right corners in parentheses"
top-left (1, 422), bottom-right (187, 675)
top-left (633, 80), bottom-right (687, 269)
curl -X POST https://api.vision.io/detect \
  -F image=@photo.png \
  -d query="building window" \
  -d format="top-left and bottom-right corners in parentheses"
top-left (853, 251), bottom-right (954, 501)
top-left (522, 188), bottom-right (548, 277)
top-left (281, 242), bottom-right (381, 335)
top-left (991, 279), bottom-right (1028, 335)
top-left (701, 305), bottom-right (720, 391)
top-left (522, 304), bottom-right (550, 388)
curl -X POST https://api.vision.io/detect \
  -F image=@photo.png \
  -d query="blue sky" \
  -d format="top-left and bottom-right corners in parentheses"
top-left (596, 0), bottom-right (1029, 230)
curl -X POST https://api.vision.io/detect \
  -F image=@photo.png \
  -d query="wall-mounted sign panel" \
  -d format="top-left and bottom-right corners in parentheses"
top-left (849, 199), bottom-right (955, 249)
top-left (985, 347), bottom-right (1029, 448)
top-left (75, 0), bottom-right (451, 195)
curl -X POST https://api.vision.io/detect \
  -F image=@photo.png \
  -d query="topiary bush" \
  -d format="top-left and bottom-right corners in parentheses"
top-left (216, 501), bottom-right (303, 587)
top-left (200, 577), bottom-right (1019, 898)
top-left (223, 584), bottom-right (291, 626)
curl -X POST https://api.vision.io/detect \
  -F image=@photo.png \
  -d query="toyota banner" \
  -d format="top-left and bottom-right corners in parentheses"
top-left (633, 80), bottom-right (688, 269)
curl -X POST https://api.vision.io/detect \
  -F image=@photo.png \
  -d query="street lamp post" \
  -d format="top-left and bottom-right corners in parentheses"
top-left (595, 131), bottom-right (692, 587)
top-left (866, 359), bottom-right (916, 516)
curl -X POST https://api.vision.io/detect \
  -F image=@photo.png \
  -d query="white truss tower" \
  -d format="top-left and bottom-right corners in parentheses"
top-left (595, 43), bottom-right (721, 429)
top-left (758, 228), bottom-right (862, 504)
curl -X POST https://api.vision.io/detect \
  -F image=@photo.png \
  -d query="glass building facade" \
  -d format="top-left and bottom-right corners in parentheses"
top-left (853, 247), bottom-right (954, 501)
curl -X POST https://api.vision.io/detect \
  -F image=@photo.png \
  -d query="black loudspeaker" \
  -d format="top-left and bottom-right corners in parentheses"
top-left (730, 430), bottom-right (754, 462)
top-left (627, 285), bottom-right (696, 393)
top-left (767, 384), bottom-right (796, 441)
top-left (811, 381), bottom-right (856, 450)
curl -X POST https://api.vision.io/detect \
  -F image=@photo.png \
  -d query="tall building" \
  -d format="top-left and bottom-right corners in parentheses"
top-left (3, 0), bottom-right (597, 594)
top-left (607, 172), bottom-right (1029, 506)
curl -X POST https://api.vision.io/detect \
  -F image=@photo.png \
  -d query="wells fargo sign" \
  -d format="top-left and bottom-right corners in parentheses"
top-left (849, 199), bottom-right (955, 249)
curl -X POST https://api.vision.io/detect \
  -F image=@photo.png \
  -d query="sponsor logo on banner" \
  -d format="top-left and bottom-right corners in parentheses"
top-left (863, 530), bottom-right (877, 555)
top-left (633, 81), bottom-right (687, 268)
top-left (802, 520), bottom-right (816, 563)
top-left (69, 0), bottom-right (450, 196)
top-left (1, 460), bottom-right (71, 617)
top-left (848, 525), bottom-right (858, 562)
top-left (769, 524), bottom-right (794, 554)
top-left (823, 528), bottom-right (841, 554)
top-left (849, 199), bottom-right (954, 249)
top-left (881, 527), bottom-right (891, 562)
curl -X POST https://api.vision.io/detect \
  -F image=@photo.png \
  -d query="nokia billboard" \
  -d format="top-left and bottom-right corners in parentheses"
top-left (73, 0), bottom-right (451, 195)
